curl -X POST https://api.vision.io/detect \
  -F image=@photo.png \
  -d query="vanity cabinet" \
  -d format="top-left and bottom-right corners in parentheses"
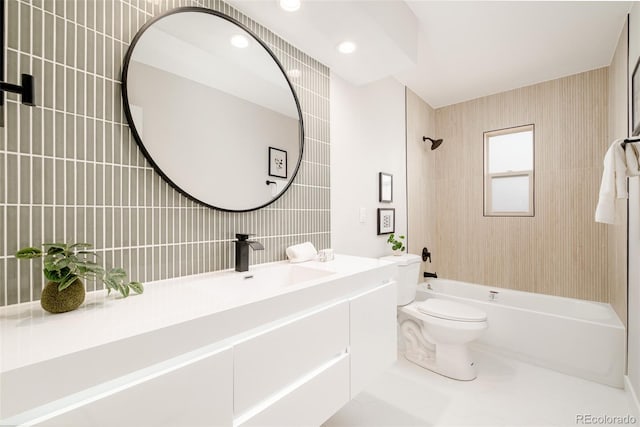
top-left (233, 301), bottom-right (349, 418)
top-left (235, 282), bottom-right (397, 426)
top-left (0, 258), bottom-right (398, 427)
top-left (39, 347), bottom-right (234, 427)
top-left (239, 354), bottom-right (350, 427)
top-left (349, 282), bottom-right (398, 398)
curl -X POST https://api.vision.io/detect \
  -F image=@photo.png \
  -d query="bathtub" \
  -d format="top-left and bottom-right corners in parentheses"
top-left (417, 279), bottom-right (625, 388)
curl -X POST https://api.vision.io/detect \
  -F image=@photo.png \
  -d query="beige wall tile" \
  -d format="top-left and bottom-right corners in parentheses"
top-left (409, 68), bottom-right (610, 302)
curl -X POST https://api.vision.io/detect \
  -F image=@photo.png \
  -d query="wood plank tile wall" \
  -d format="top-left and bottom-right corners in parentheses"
top-left (410, 68), bottom-right (610, 302)
top-left (608, 21), bottom-right (629, 323)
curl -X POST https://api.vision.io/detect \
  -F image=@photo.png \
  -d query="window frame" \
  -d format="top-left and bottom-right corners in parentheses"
top-left (483, 124), bottom-right (535, 217)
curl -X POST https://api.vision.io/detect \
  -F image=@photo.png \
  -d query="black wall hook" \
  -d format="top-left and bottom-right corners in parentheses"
top-left (0, 74), bottom-right (35, 106)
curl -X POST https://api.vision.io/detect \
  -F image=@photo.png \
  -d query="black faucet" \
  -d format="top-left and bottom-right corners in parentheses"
top-left (424, 271), bottom-right (438, 279)
top-left (234, 233), bottom-right (264, 272)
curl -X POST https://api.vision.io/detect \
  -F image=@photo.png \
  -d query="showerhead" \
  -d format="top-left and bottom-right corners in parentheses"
top-left (422, 136), bottom-right (444, 150)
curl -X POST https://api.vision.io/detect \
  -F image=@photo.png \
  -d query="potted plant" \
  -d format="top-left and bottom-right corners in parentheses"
top-left (387, 233), bottom-right (406, 255)
top-left (15, 243), bottom-right (144, 314)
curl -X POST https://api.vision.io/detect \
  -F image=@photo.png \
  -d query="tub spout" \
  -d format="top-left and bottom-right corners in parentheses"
top-left (424, 271), bottom-right (438, 279)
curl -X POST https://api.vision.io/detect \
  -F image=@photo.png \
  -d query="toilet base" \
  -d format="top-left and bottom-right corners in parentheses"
top-left (400, 318), bottom-right (478, 381)
top-left (404, 343), bottom-right (477, 381)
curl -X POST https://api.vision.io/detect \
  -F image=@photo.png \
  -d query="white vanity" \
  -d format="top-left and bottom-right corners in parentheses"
top-left (0, 255), bottom-right (397, 427)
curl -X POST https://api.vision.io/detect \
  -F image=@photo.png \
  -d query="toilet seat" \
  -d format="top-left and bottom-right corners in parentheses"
top-left (400, 302), bottom-right (487, 332)
top-left (416, 299), bottom-right (487, 322)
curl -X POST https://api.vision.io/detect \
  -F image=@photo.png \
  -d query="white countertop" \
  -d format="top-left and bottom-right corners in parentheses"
top-left (0, 255), bottom-right (395, 375)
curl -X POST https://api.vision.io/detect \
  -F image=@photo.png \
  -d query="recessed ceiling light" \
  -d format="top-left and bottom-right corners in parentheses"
top-left (337, 41), bottom-right (356, 54)
top-left (279, 0), bottom-right (301, 12)
top-left (287, 69), bottom-right (301, 79)
top-left (230, 34), bottom-right (249, 48)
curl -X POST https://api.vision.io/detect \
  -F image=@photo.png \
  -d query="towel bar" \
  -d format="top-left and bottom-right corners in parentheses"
top-left (621, 137), bottom-right (640, 148)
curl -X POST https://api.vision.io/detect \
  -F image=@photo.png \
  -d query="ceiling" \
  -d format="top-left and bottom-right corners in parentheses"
top-left (228, 1), bottom-right (632, 108)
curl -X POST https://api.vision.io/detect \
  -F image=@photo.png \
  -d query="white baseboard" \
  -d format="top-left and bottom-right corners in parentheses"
top-left (625, 375), bottom-right (640, 417)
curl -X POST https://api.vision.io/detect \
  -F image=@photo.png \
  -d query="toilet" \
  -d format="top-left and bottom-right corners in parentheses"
top-left (381, 254), bottom-right (488, 381)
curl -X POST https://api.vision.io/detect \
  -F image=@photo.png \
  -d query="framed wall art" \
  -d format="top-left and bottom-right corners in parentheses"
top-left (379, 172), bottom-right (393, 203)
top-left (377, 208), bottom-right (395, 235)
top-left (268, 147), bottom-right (288, 178)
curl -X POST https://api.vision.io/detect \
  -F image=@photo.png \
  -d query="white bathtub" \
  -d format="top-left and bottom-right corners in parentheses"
top-left (417, 278), bottom-right (626, 388)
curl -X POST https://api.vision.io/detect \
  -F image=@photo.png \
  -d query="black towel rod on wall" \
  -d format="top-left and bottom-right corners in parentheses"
top-left (622, 137), bottom-right (640, 148)
top-left (0, 73), bottom-right (35, 106)
top-left (0, 0), bottom-right (35, 110)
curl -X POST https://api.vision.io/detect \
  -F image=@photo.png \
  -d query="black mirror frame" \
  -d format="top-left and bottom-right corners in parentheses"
top-left (121, 7), bottom-right (305, 212)
top-left (1, 0), bottom-right (5, 126)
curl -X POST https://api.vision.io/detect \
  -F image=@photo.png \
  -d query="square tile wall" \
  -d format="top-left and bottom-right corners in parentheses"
top-left (0, 0), bottom-right (331, 306)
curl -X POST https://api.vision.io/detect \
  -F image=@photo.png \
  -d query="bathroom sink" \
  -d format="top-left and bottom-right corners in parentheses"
top-left (235, 263), bottom-right (335, 287)
top-left (182, 263), bottom-right (336, 302)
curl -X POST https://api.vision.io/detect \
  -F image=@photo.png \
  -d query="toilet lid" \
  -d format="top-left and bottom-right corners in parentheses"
top-left (416, 299), bottom-right (487, 322)
top-left (379, 254), bottom-right (421, 266)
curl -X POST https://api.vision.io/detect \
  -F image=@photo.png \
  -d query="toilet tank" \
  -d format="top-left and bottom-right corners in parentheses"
top-left (379, 254), bottom-right (422, 306)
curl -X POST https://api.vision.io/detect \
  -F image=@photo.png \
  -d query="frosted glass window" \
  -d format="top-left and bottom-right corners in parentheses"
top-left (487, 130), bottom-right (533, 173)
top-left (484, 124), bottom-right (534, 216)
top-left (491, 175), bottom-right (530, 212)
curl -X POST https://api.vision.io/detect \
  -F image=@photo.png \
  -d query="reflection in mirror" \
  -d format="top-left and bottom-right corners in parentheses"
top-left (123, 8), bottom-right (303, 211)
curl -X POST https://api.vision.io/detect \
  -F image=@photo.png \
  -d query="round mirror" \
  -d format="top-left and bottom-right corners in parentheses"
top-left (122, 8), bottom-right (304, 212)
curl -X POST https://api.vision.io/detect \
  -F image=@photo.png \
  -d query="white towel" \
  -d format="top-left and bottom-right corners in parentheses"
top-left (286, 242), bottom-right (318, 263)
top-left (627, 143), bottom-right (640, 176)
top-left (595, 139), bottom-right (636, 224)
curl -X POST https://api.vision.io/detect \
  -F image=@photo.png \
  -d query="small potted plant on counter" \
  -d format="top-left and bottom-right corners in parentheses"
top-left (15, 243), bottom-right (144, 314)
top-left (387, 233), bottom-right (406, 255)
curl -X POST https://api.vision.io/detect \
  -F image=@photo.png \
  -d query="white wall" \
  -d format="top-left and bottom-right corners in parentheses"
top-left (628, 3), bottom-right (640, 408)
top-left (330, 74), bottom-right (407, 257)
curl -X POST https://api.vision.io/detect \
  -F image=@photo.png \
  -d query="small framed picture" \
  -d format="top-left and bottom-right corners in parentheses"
top-left (268, 147), bottom-right (287, 178)
top-left (379, 172), bottom-right (393, 203)
top-left (377, 208), bottom-right (395, 235)
top-left (633, 57), bottom-right (640, 136)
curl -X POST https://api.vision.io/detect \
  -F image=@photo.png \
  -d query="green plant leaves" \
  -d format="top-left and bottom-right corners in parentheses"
top-left (103, 269), bottom-right (139, 298)
top-left (44, 267), bottom-right (71, 283)
top-left (17, 242), bottom-right (144, 299)
top-left (53, 257), bottom-right (72, 270)
top-left (69, 243), bottom-right (93, 250)
top-left (387, 234), bottom-right (405, 252)
top-left (77, 262), bottom-right (104, 279)
top-left (15, 247), bottom-right (44, 259)
top-left (108, 268), bottom-right (127, 281)
top-left (43, 243), bottom-right (68, 254)
top-left (76, 251), bottom-right (98, 258)
top-left (129, 282), bottom-right (144, 294)
top-left (102, 275), bottom-right (119, 294)
top-left (57, 274), bottom-right (79, 291)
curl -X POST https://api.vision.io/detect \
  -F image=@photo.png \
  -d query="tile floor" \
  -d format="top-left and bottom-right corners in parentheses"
top-left (324, 348), bottom-right (639, 426)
